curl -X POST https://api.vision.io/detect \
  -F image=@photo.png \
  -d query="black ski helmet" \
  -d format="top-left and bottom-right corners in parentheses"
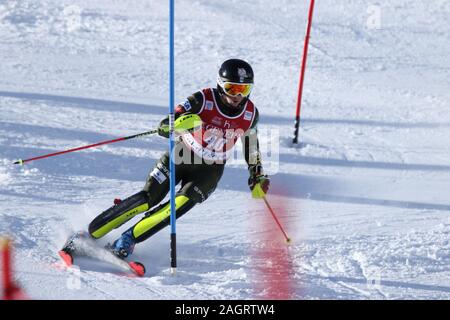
top-left (217, 59), bottom-right (254, 102)
top-left (218, 59), bottom-right (254, 85)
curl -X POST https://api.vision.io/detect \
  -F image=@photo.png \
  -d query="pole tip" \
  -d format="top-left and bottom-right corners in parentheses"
top-left (170, 267), bottom-right (177, 276)
top-left (286, 238), bottom-right (293, 245)
top-left (14, 159), bottom-right (24, 165)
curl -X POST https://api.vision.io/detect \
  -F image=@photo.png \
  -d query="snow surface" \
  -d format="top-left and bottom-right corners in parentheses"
top-left (1, 0), bottom-right (450, 299)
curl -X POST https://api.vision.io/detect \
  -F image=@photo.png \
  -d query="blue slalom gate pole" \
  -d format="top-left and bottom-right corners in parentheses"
top-left (169, 0), bottom-right (177, 275)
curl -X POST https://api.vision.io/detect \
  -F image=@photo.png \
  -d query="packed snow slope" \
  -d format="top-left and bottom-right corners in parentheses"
top-left (1, 0), bottom-right (450, 299)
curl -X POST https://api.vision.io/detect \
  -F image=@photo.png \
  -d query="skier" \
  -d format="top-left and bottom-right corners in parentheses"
top-left (62, 58), bottom-right (270, 259)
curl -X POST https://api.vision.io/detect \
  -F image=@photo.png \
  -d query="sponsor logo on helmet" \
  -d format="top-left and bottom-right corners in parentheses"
top-left (238, 68), bottom-right (247, 82)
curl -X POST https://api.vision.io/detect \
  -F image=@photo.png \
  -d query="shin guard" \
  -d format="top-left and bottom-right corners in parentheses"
top-left (131, 195), bottom-right (194, 243)
top-left (89, 191), bottom-right (150, 239)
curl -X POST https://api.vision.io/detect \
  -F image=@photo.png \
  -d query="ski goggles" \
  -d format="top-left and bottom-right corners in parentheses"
top-left (218, 78), bottom-right (253, 97)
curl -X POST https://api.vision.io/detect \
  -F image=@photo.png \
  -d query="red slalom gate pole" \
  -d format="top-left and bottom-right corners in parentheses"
top-left (293, 0), bottom-right (315, 144)
top-left (262, 197), bottom-right (291, 244)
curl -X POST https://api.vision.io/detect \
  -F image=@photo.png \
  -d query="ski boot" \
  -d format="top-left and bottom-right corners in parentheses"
top-left (107, 229), bottom-right (136, 259)
top-left (59, 231), bottom-right (90, 266)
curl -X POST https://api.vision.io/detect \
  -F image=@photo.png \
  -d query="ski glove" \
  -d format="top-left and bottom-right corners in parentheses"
top-left (248, 164), bottom-right (270, 199)
top-left (158, 113), bottom-right (203, 138)
top-left (158, 117), bottom-right (170, 138)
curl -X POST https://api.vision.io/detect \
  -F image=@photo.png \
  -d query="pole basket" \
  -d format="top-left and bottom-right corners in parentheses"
top-left (1, 237), bottom-right (27, 300)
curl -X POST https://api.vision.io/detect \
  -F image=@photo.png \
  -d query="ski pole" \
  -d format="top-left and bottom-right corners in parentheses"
top-left (13, 129), bottom-right (158, 165)
top-left (262, 196), bottom-right (292, 244)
